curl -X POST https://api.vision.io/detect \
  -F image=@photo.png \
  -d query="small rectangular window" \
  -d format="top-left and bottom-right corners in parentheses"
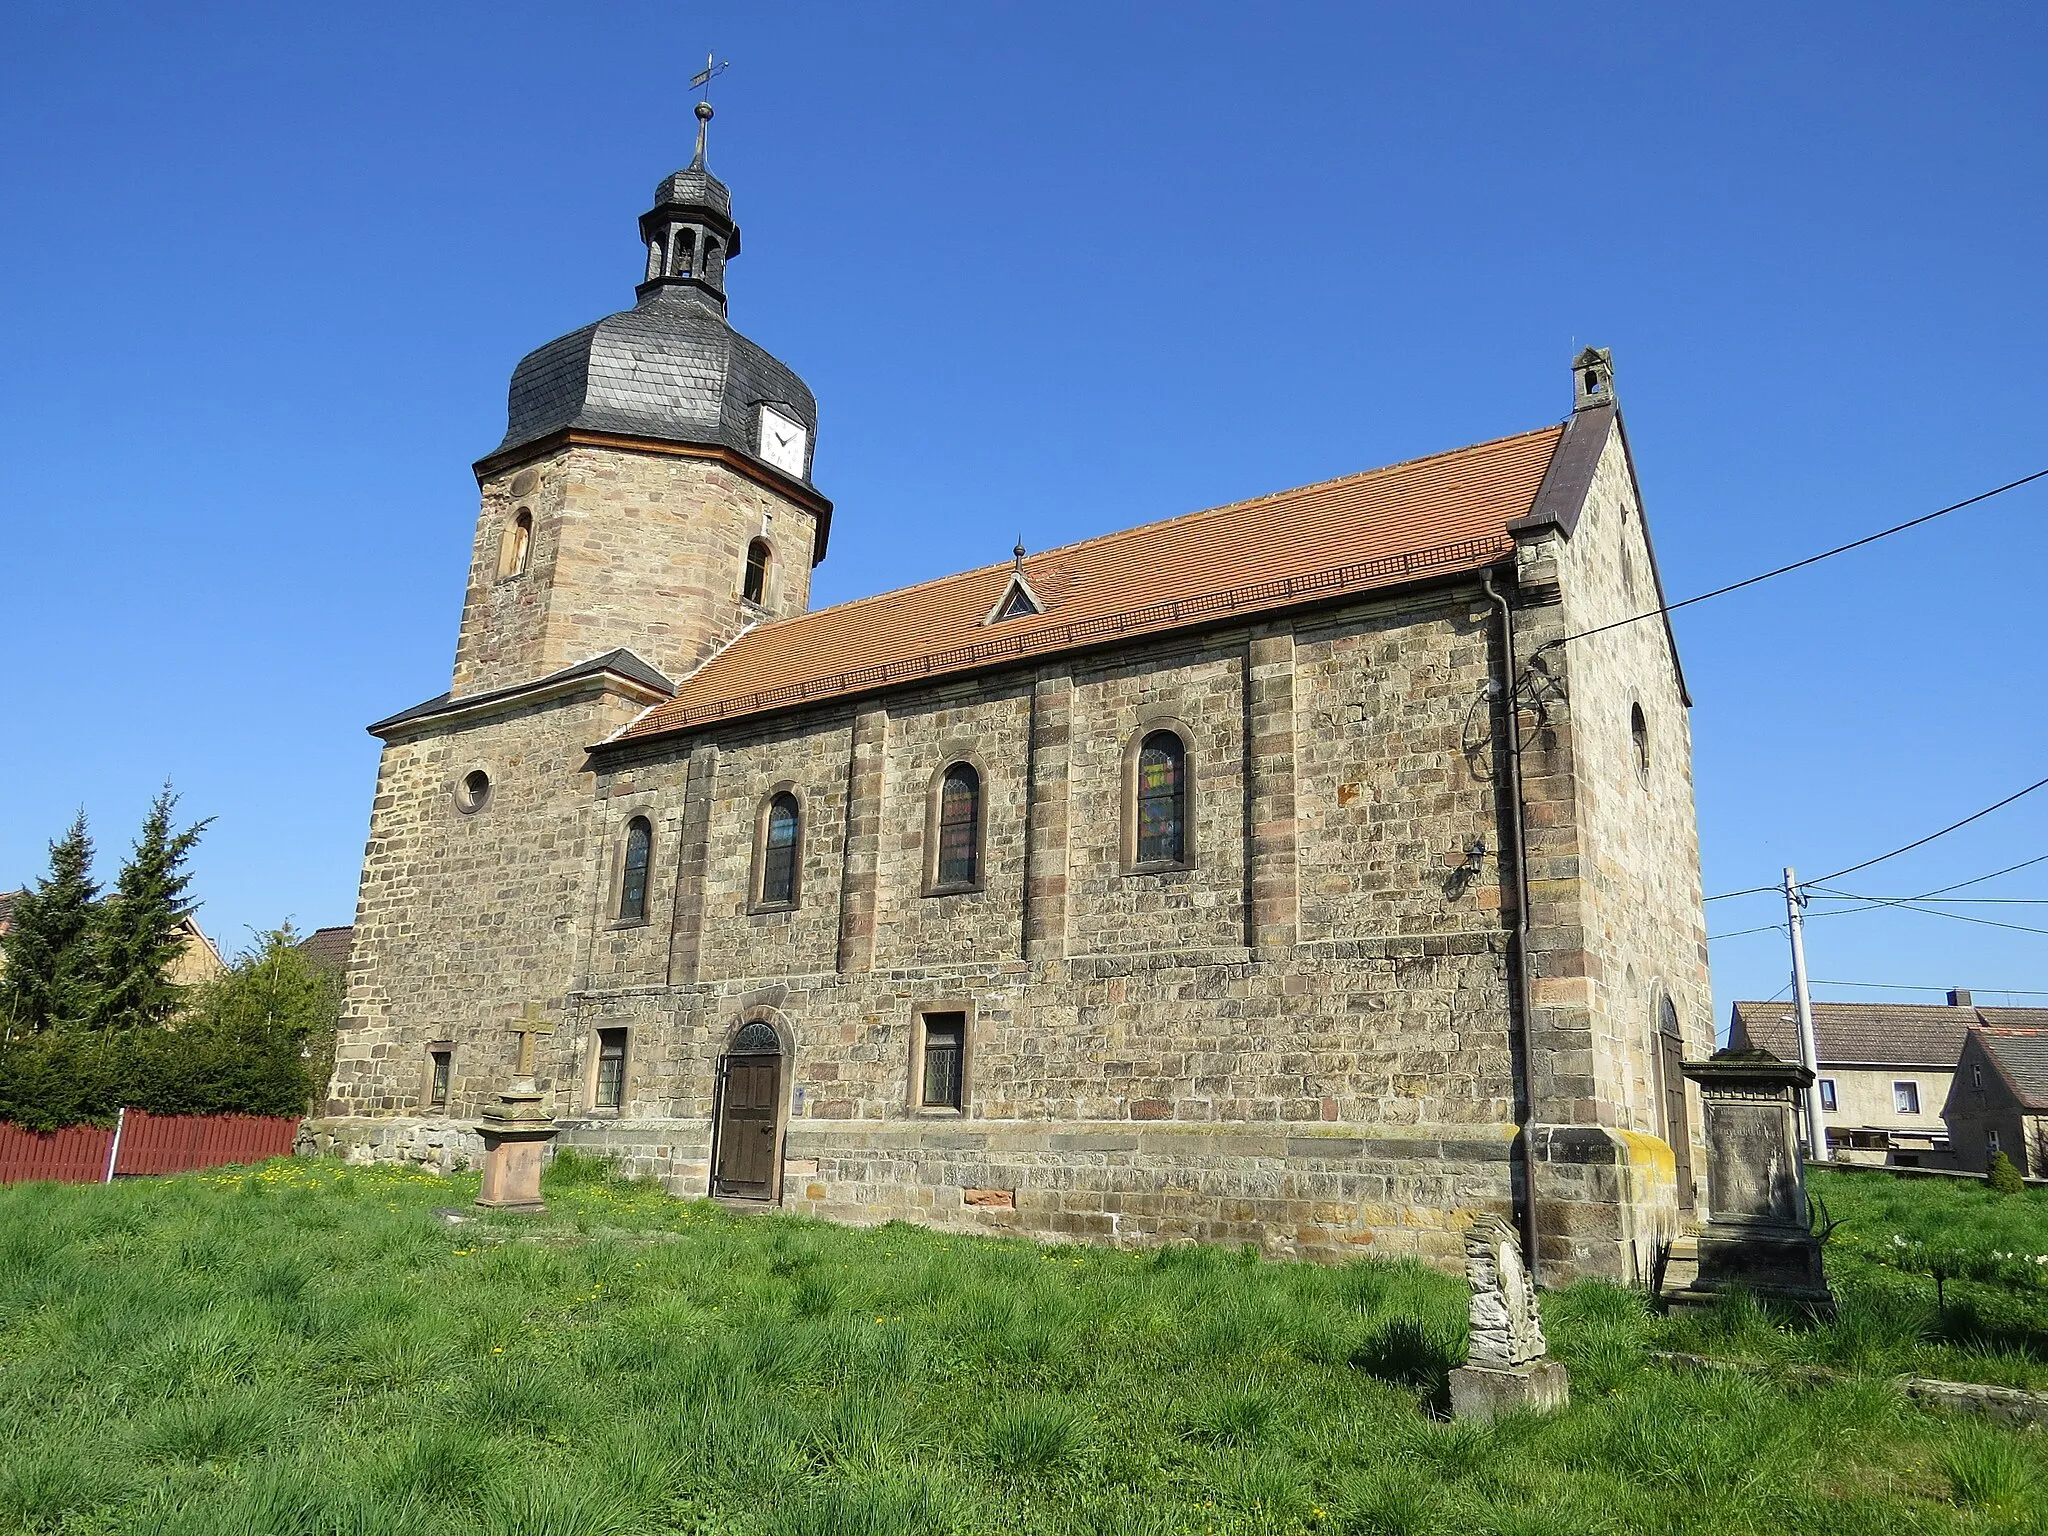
top-left (920, 1013), bottom-right (965, 1110)
top-left (1988, 1129), bottom-right (2001, 1154)
top-left (1818, 1079), bottom-right (1837, 1112)
top-left (427, 1048), bottom-right (452, 1110)
top-left (1893, 1081), bottom-right (1920, 1115)
top-left (594, 1029), bottom-right (627, 1111)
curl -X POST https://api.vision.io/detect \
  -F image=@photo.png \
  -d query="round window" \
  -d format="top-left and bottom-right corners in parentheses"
top-left (456, 769), bottom-right (492, 814)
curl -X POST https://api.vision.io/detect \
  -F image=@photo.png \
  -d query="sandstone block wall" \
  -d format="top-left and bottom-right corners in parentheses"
top-left (452, 446), bottom-right (817, 698)
top-left (323, 432), bottom-right (1711, 1285)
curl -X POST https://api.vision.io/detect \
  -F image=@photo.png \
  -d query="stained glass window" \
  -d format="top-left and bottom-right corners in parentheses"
top-left (761, 794), bottom-right (799, 905)
top-left (937, 764), bottom-right (980, 887)
top-left (1136, 732), bottom-right (1187, 865)
top-left (619, 818), bottom-right (651, 922)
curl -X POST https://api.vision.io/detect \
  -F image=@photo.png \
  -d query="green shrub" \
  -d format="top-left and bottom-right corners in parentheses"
top-left (1988, 1150), bottom-right (2026, 1195)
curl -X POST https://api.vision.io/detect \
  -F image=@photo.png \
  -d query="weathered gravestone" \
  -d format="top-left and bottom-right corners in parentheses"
top-left (474, 1004), bottom-right (560, 1213)
top-left (1448, 1214), bottom-right (1570, 1421)
top-left (1660, 1048), bottom-right (1832, 1313)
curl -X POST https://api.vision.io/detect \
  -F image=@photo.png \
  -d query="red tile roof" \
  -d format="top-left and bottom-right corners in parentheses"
top-left (613, 422), bottom-right (1564, 744)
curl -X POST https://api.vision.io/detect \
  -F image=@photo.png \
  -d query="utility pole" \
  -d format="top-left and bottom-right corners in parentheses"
top-left (1784, 866), bottom-right (1828, 1162)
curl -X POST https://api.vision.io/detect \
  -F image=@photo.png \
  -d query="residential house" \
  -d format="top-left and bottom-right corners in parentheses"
top-left (1942, 1026), bottom-right (2048, 1176)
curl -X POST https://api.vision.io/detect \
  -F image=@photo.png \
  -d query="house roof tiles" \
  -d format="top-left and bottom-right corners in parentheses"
top-left (1731, 999), bottom-right (2048, 1068)
top-left (612, 420), bottom-right (1565, 746)
top-left (1976, 1028), bottom-right (2048, 1111)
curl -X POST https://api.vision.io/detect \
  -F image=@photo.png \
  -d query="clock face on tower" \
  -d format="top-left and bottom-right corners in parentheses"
top-left (758, 406), bottom-right (807, 479)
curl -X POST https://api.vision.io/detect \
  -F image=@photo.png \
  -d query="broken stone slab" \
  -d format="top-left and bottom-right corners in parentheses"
top-left (1453, 1213), bottom-right (1569, 1419)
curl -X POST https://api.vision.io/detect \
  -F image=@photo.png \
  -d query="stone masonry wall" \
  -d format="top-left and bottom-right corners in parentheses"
top-left (1551, 429), bottom-right (1712, 1180)
top-left (328, 685), bottom-right (647, 1117)
top-left (324, 463), bottom-right (1710, 1283)
top-left (451, 446), bottom-right (817, 698)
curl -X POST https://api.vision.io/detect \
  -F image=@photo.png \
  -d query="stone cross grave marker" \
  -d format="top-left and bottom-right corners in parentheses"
top-left (508, 1002), bottom-right (554, 1083)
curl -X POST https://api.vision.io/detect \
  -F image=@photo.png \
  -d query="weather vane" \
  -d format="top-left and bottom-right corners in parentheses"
top-left (691, 53), bottom-right (729, 104)
top-left (688, 53), bottom-right (730, 166)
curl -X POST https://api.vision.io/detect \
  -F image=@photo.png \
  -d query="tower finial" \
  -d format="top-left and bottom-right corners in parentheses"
top-left (1013, 537), bottom-right (1026, 570)
top-left (689, 53), bottom-right (729, 168)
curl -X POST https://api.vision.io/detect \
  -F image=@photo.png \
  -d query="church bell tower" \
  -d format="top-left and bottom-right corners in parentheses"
top-left (447, 100), bottom-right (831, 699)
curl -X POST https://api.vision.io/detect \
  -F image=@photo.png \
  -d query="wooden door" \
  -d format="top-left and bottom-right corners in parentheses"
top-left (1656, 1000), bottom-right (1694, 1211)
top-left (714, 1054), bottom-right (781, 1199)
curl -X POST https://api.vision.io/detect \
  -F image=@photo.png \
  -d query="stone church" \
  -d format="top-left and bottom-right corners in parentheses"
top-left (315, 111), bottom-right (1711, 1286)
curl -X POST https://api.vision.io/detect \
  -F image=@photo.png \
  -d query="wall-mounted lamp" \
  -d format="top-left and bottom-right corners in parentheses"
top-left (1458, 838), bottom-right (1488, 880)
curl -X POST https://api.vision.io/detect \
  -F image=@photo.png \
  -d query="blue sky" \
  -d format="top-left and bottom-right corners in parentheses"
top-left (2, 3), bottom-right (2042, 1018)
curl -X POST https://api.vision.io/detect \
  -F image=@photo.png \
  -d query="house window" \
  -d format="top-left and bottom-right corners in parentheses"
top-left (500, 509), bottom-right (533, 579)
top-left (1893, 1081), bottom-right (1920, 1115)
top-left (1973, 1065), bottom-right (1984, 1089)
top-left (743, 539), bottom-right (771, 606)
top-left (935, 763), bottom-right (981, 889)
top-left (426, 1048), bottom-right (452, 1110)
top-left (1988, 1129), bottom-right (2001, 1155)
top-left (618, 817), bottom-right (652, 923)
top-left (758, 792), bottom-right (800, 908)
top-left (1819, 1079), bottom-right (1837, 1112)
top-left (594, 1028), bottom-right (627, 1111)
top-left (920, 1012), bottom-right (965, 1110)
top-left (1135, 731), bottom-right (1188, 866)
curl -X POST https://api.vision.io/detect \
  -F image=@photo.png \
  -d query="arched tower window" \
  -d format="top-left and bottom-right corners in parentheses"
top-left (743, 539), bottom-right (771, 606)
top-left (758, 793), bottom-right (800, 907)
top-left (1136, 731), bottom-right (1188, 866)
top-left (499, 509), bottom-right (533, 579)
top-left (670, 226), bottom-right (696, 278)
top-left (935, 763), bottom-right (981, 889)
top-left (618, 817), bottom-right (652, 922)
top-left (1631, 703), bottom-right (1651, 784)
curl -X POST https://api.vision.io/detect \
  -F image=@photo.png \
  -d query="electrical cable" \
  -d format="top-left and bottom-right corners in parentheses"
top-left (1529, 465), bottom-right (2048, 663)
top-left (1804, 777), bottom-right (2048, 885)
top-left (1812, 980), bottom-right (2048, 997)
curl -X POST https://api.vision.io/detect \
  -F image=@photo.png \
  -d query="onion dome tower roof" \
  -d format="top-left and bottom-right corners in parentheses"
top-left (490, 101), bottom-right (820, 500)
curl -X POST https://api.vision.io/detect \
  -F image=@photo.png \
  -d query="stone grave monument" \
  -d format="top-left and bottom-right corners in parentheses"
top-left (474, 1004), bottom-right (560, 1213)
top-left (1448, 1213), bottom-right (1570, 1421)
top-left (1659, 1048), bottom-right (1832, 1312)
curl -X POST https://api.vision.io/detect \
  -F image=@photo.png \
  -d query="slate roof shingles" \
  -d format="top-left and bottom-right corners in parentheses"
top-left (1977, 1029), bottom-right (2048, 1111)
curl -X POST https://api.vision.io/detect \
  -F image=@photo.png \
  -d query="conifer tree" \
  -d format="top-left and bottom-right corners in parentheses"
top-left (89, 788), bottom-right (210, 1031)
top-left (0, 812), bottom-right (100, 1035)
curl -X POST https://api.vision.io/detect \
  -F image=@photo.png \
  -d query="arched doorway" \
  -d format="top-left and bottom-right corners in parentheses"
top-left (712, 1020), bottom-right (783, 1200)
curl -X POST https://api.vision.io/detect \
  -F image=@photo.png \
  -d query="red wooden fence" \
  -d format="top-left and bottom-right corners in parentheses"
top-left (0, 1111), bottom-right (301, 1186)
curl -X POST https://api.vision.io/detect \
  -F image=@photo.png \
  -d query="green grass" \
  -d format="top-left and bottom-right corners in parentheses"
top-left (1650, 1170), bottom-right (2048, 1392)
top-left (1, 1154), bottom-right (2045, 1534)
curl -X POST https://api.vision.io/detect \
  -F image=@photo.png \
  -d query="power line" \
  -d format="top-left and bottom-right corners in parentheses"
top-left (1803, 892), bottom-right (2048, 939)
top-left (1705, 884), bottom-right (1779, 903)
top-left (1806, 776), bottom-right (2048, 885)
top-left (1531, 465), bottom-right (2048, 662)
top-left (1707, 921), bottom-right (1786, 942)
top-left (1812, 979), bottom-right (2048, 998)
